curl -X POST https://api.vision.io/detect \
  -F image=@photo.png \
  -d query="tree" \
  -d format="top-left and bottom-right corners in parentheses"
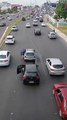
top-left (12, 6), bottom-right (18, 13)
top-left (56, 0), bottom-right (67, 18)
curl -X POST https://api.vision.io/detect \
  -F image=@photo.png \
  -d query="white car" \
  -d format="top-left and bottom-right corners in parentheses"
top-left (48, 32), bottom-right (56, 39)
top-left (7, 16), bottom-right (12, 21)
top-left (23, 49), bottom-right (36, 62)
top-left (5, 35), bottom-right (15, 44)
top-left (11, 25), bottom-right (18, 31)
top-left (0, 50), bottom-right (11, 66)
top-left (33, 20), bottom-right (38, 26)
top-left (41, 22), bottom-right (46, 27)
top-left (26, 22), bottom-right (31, 28)
top-left (46, 58), bottom-right (65, 75)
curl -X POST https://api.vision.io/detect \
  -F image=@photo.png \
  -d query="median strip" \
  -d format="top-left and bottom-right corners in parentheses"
top-left (0, 16), bottom-right (22, 49)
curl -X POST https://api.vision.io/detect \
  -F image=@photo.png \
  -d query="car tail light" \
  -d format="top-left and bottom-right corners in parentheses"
top-left (4, 60), bottom-right (8, 62)
top-left (22, 76), bottom-right (27, 80)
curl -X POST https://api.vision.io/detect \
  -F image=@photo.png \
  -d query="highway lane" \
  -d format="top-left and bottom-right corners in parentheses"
top-left (0, 13), bottom-right (22, 41)
top-left (0, 19), bottom-right (67, 120)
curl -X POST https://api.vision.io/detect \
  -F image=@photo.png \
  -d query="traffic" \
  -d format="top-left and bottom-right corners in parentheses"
top-left (0, 9), bottom-right (67, 120)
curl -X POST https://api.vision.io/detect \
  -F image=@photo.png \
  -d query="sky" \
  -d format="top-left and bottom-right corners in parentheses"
top-left (0, 0), bottom-right (58, 6)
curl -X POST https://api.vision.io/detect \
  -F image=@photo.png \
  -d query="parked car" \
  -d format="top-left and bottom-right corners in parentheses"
top-left (5, 35), bottom-right (15, 44)
top-left (34, 28), bottom-right (41, 35)
top-left (46, 58), bottom-right (65, 75)
top-left (53, 83), bottom-right (67, 119)
top-left (21, 49), bottom-right (36, 62)
top-left (17, 64), bottom-right (40, 85)
top-left (0, 50), bottom-right (11, 66)
top-left (26, 22), bottom-right (31, 28)
top-left (11, 25), bottom-right (18, 31)
top-left (48, 32), bottom-right (56, 39)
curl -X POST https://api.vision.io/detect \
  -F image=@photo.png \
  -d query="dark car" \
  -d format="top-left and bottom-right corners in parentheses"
top-left (34, 28), bottom-right (41, 35)
top-left (39, 18), bottom-right (43, 22)
top-left (22, 17), bottom-right (26, 21)
top-left (0, 23), bottom-right (6, 27)
top-left (17, 64), bottom-right (40, 85)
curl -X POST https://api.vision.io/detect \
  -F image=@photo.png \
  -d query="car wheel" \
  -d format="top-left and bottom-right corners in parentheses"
top-left (59, 110), bottom-right (63, 118)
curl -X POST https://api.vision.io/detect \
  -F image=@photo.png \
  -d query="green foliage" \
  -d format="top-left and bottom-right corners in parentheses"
top-left (53, 14), bottom-right (59, 19)
top-left (56, 0), bottom-right (67, 18)
top-left (12, 6), bottom-right (18, 13)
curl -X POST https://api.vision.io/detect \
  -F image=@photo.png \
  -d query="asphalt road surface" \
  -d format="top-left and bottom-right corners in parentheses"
top-left (0, 13), bottom-right (21, 40)
top-left (0, 18), bottom-right (67, 120)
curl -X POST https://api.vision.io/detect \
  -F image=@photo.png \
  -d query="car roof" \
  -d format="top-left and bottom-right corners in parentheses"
top-left (12, 25), bottom-right (17, 28)
top-left (35, 28), bottom-right (40, 31)
top-left (26, 22), bottom-right (30, 24)
top-left (50, 32), bottom-right (55, 34)
top-left (0, 50), bottom-right (8, 55)
top-left (26, 49), bottom-right (35, 53)
top-left (33, 19), bottom-right (37, 22)
top-left (7, 35), bottom-right (14, 39)
top-left (48, 58), bottom-right (62, 65)
top-left (26, 64), bottom-right (37, 72)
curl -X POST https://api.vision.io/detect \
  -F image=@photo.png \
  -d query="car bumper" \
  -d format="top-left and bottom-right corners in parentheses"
top-left (49, 70), bottom-right (65, 75)
top-left (0, 61), bottom-right (9, 66)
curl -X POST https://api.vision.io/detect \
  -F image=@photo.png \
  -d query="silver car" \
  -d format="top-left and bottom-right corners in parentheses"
top-left (46, 58), bottom-right (65, 75)
top-left (23, 49), bottom-right (36, 62)
top-left (48, 32), bottom-right (56, 39)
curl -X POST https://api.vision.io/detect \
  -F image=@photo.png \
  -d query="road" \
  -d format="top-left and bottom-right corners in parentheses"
top-left (0, 18), bottom-right (67, 120)
top-left (0, 13), bottom-right (21, 40)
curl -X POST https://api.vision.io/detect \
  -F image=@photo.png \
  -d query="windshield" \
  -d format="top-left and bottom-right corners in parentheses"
top-left (7, 38), bottom-right (13, 39)
top-left (25, 71), bottom-right (37, 76)
top-left (26, 53), bottom-right (34, 56)
top-left (0, 55), bottom-right (6, 59)
top-left (53, 64), bottom-right (63, 68)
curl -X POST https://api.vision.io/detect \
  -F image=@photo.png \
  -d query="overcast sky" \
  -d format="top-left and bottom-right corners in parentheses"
top-left (0, 0), bottom-right (58, 6)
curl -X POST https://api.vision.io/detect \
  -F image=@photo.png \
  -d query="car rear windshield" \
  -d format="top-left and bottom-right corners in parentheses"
top-left (26, 72), bottom-right (37, 76)
top-left (0, 55), bottom-right (6, 59)
top-left (26, 53), bottom-right (34, 56)
top-left (53, 64), bottom-right (63, 68)
top-left (51, 33), bottom-right (55, 35)
top-left (7, 37), bottom-right (13, 39)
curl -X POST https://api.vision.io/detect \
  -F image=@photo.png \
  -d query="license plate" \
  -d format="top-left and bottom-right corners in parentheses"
top-left (29, 81), bottom-right (34, 83)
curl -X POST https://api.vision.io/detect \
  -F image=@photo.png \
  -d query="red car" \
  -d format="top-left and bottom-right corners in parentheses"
top-left (53, 83), bottom-right (67, 119)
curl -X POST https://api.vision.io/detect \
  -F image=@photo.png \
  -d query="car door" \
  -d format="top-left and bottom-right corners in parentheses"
top-left (17, 64), bottom-right (25, 74)
top-left (55, 89), bottom-right (63, 109)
